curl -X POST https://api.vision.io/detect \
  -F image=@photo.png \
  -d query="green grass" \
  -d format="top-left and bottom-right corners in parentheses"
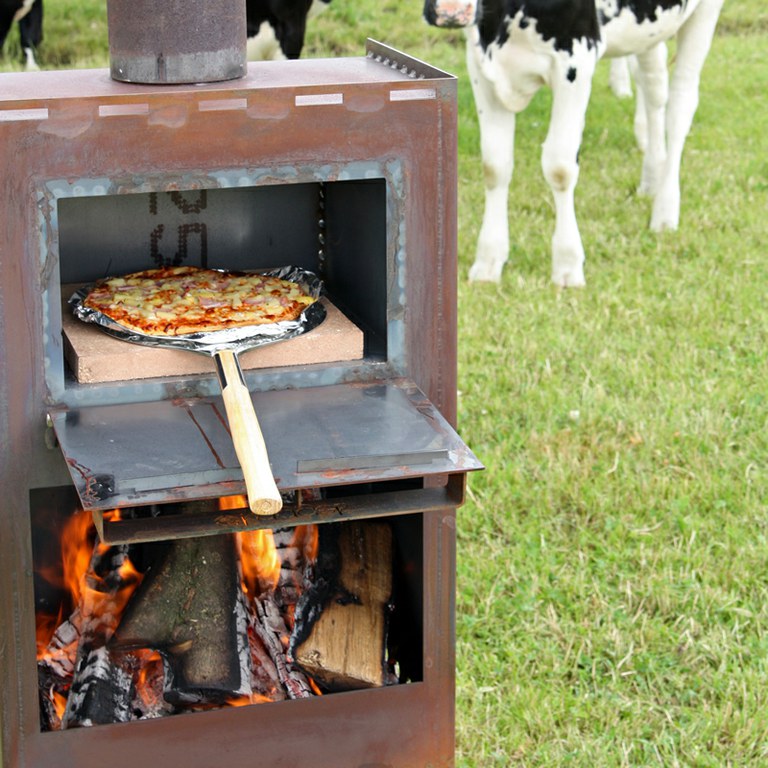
top-left (449, 7), bottom-right (768, 765)
top-left (4, 1), bottom-right (767, 764)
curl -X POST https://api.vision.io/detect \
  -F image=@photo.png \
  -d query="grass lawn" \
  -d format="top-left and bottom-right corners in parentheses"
top-left (3, 1), bottom-right (767, 764)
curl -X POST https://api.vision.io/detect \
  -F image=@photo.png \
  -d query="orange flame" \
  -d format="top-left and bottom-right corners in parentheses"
top-left (237, 529), bottom-right (281, 596)
top-left (226, 693), bottom-right (273, 706)
top-left (36, 608), bottom-right (64, 659)
top-left (219, 496), bottom-right (283, 597)
top-left (37, 509), bottom-right (143, 661)
top-left (36, 509), bottom-right (95, 661)
top-left (52, 689), bottom-right (68, 719)
top-left (219, 494), bottom-right (248, 511)
top-left (133, 650), bottom-right (165, 711)
top-left (61, 509), bottom-right (98, 608)
top-left (291, 525), bottom-right (319, 565)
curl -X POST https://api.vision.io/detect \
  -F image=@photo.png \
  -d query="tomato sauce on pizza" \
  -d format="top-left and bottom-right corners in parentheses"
top-left (82, 266), bottom-right (316, 336)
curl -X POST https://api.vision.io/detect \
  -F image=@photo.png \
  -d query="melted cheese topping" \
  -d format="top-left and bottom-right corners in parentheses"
top-left (84, 266), bottom-right (315, 336)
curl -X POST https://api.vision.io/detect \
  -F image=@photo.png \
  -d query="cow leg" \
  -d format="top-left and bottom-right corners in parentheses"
top-left (0, 8), bottom-right (16, 52)
top-left (628, 56), bottom-right (648, 151)
top-left (467, 37), bottom-right (516, 283)
top-left (19, 0), bottom-right (42, 71)
top-left (608, 57), bottom-right (633, 99)
top-left (633, 42), bottom-right (668, 197)
top-left (541, 57), bottom-right (596, 287)
top-left (650, 0), bottom-right (724, 231)
top-left (608, 56), bottom-right (649, 150)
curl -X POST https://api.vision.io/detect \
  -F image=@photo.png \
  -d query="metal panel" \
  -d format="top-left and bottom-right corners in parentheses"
top-left (93, 475), bottom-right (465, 545)
top-left (50, 379), bottom-right (481, 510)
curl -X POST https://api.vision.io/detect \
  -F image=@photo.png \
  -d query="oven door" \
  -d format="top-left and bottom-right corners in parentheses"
top-left (50, 377), bottom-right (482, 543)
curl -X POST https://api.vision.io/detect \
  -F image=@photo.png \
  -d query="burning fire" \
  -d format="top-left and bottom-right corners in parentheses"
top-left (219, 495), bottom-right (319, 613)
top-left (36, 509), bottom-right (143, 660)
top-left (36, 499), bottom-right (320, 728)
top-left (222, 495), bottom-right (282, 596)
top-left (238, 528), bottom-right (281, 595)
top-left (133, 650), bottom-right (165, 712)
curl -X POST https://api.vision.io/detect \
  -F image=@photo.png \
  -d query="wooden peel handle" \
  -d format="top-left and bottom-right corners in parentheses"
top-left (215, 350), bottom-right (283, 516)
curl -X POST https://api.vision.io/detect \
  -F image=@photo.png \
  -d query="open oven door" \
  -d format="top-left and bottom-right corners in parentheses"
top-left (49, 378), bottom-right (483, 543)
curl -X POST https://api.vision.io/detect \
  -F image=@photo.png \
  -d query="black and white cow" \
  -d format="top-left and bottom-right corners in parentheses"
top-left (246, 0), bottom-right (330, 60)
top-left (0, 0), bottom-right (41, 70)
top-left (424, 0), bottom-right (724, 286)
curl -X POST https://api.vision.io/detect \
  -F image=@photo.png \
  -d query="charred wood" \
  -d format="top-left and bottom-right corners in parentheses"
top-left (243, 603), bottom-right (287, 701)
top-left (272, 525), bottom-right (318, 617)
top-left (290, 524), bottom-right (342, 653)
top-left (58, 539), bottom-right (141, 728)
top-left (61, 647), bottom-right (134, 728)
top-left (38, 668), bottom-right (64, 731)
top-left (252, 594), bottom-right (313, 699)
top-left (39, 609), bottom-right (82, 681)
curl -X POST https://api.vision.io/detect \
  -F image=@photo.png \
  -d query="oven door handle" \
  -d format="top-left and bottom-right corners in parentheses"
top-left (215, 349), bottom-right (283, 516)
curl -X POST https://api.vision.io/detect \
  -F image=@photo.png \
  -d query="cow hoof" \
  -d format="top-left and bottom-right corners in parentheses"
top-left (650, 215), bottom-right (679, 233)
top-left (468, 259), bottom-right (504, 283)
top-left (551, 267), bottom-right (586, 288)
top-left (650, 201), bottom-right (680, 232)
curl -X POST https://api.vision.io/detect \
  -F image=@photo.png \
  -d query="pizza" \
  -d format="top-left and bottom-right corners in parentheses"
top-left (82, 266), bottom-right (316, 337)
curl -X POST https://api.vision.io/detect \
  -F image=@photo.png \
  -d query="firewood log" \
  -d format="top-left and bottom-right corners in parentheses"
top-left (109, 535), bottom-right (252, 705)
top-left (291, 521), bottom-right (395, 691)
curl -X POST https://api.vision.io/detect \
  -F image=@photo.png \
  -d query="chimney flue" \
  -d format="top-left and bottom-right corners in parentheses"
top-left (107, 0), bottom-right (247, 84)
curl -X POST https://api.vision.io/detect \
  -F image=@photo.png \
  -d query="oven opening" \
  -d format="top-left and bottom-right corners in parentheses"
top-left (47, 177), bottom-right (393, 400)
top-left (31, 486), bottom-right (423, 731)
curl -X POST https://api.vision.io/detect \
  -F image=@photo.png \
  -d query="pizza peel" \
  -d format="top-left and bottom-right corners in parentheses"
top-left (70, 266), bottom-right (325, 516)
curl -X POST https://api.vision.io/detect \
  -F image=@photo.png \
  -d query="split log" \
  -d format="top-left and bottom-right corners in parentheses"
top-left (61, 647), bottom-right (134, 728)
top-left (291, 521), bottom-right (396, 691)
top-left (109, 535), bottom-right (252, 705)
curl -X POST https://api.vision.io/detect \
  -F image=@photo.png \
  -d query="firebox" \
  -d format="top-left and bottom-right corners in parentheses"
top-left (0, 40), bottom-right (481, 767)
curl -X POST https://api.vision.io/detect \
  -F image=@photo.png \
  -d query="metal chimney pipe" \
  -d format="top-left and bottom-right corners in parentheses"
top-left (107, 0), bottom-right (247, 84)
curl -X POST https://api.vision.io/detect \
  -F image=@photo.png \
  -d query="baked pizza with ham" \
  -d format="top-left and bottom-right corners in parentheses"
top-left (82, 265), bottom-right (316, 337)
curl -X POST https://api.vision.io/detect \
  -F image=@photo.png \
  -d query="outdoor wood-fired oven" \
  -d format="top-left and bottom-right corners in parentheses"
top-left (0, 38), bottom-right (481, 768)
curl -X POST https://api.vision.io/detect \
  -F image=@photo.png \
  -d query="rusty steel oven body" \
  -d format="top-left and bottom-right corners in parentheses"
top-left (0, 40), bottom-right (480, 768)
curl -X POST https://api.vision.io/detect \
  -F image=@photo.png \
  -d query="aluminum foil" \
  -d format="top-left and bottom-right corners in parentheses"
top-left (69, 266), bottom-right (326, 357)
